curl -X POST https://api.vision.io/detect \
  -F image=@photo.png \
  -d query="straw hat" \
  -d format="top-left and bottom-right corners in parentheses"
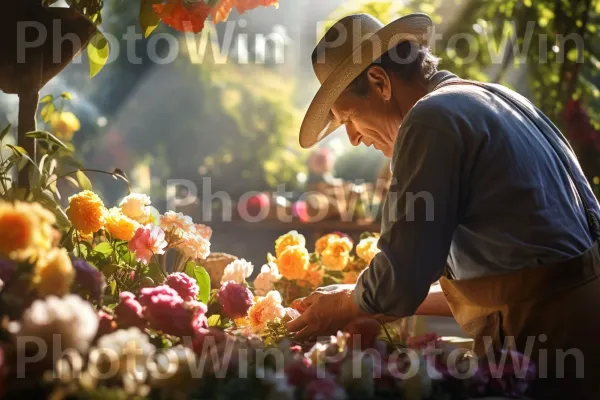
top-left (299, 13), bottom-right (433, 149)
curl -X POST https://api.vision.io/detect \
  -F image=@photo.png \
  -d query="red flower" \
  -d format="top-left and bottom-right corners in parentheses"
top-left (114, 291), bottom-right (146, 329)
top-left (191, 327), bottom-right (229, 356)
top-left (217, 281), bottom-right (253, 319)
top-left (284, 360), bottom-right (318, 386)
top-left (96, 310), bottom-right (117, 338)
top-left (166, 272), bottom-right (200, 302)
top-left (153, 0), bottom-right (211, 33)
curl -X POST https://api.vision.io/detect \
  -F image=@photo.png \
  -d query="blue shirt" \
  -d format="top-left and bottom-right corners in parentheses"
top-left (354, 70), bottom-right (600, 317)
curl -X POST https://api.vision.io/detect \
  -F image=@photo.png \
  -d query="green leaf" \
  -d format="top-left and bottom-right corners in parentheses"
top-left (40, 103), bottom-right (55, 123)
top-left (77, 243), bottom-right (89, 258)
top-left (76, 170), bottom-right (92, 191)
top-left (94, 242), bottom-right (114, 256)
top-left (25, 130), bottom-right (68, 149)
top-left (110, 280), bottom-right (117, 295)
top-left (208, 315), bottom-right (222, 327)
top-left (184, 262), bottom-right (211, 304)
top-left (6, 144), bottom-right (28, 157)
top-left (60, 92), bottom-right (73, 100)
top-left (88, 31), bottom-right (110, 77)
top-left (0, 124), bottom-right (11, 142)
top-left (140, 0), bottom-right (162, 38)
top-left (40, 94), bottom-right (54, 104)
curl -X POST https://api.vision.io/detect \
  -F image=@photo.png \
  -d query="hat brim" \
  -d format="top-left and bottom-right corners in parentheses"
top-left (299, 13), bottom-right (433, 149)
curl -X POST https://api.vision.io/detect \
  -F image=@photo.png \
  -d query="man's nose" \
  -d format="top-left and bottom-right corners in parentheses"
top-left (345, 122), bottom-right (361, 146)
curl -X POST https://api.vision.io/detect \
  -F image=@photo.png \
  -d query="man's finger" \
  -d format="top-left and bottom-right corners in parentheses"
top-left (300, 292), bottom-right (322, 309)
top-left (286, 309), bottom-right (312, 332)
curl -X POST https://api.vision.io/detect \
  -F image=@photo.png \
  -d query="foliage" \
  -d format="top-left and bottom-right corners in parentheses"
top-left (324, 0), bottom-right (600, 185)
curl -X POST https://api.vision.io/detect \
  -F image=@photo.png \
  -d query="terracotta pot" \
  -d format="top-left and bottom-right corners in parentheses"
top-left (0, 2), bottom-right (97, 94)
top-left (198, 252), bottom-right (238, 289)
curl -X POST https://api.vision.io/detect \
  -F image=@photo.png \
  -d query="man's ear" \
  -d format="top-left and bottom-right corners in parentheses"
top-left (366, 66), bottom-right (392, 101)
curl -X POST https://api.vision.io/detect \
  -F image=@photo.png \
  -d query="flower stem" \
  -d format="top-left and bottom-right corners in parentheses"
top-left (152, 252), bottom-right (168, 279)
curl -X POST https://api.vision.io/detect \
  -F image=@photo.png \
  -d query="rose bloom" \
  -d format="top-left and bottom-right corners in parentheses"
top-left (166, 272), bottom-right (200, 302)
top-left (105, 207), bottom-right (140, 241)
top-left (253, 262), bottom-right (281, 296)
top-left (356, 237), bottom-right (380, 264)
top-left (314, 233), bottom-right (341, 254)
top-left (119, 193), bottom-right (151, 221)
top-left (33, 248), bottom-right (75, 297)
top-left (321, 237), bottom-right (353, 271)
top-left (0, 201), bottom-right (37, 259)
top-left (247, 290), bottom-right (286, 333)
top-left (173, 231), bottom-right (210, 261)
top-left (217, 281), bottom-right (254, 319)
top-left (277, 245), bottom-right (309, 280)
top-left (160, 211), bottom-right (195, 237)
top-left (275, 230), bottom-right (306, 259)
top-left (128, 224), bottom-right (168, 265)
top-left (66, 190), bottom-right (107, 235)
top-left (115, 291), bottom-right (146, 329)
top-left (342, 270), bottom-right (360, 284)
top-left (220, 258), bottom-right (254, 285)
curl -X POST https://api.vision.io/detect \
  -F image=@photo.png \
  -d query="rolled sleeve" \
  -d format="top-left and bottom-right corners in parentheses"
top-left (354, 121), bottom-right (463, 317)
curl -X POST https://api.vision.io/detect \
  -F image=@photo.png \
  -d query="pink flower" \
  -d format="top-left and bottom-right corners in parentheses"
top-left (285, 359), bottom-right (318, 386)
top-left (217, 281), bottom-right (253, 319)
top-left (128, 224), bottom-right (167, 265)
top-left (138, 285), bottom-right (205, 337)
top-left (194, 224), bottom-right (212, 240)
top-left (304, 378), bottom-right (346, 400)
top-left (96, 310), bottom-right (116, 338)
top-left (114, 291), bottom-right (145, 329)
top-left (191, 327), bottom-right (228, 356)
top-left (166, 272), bottom-right (200, 302)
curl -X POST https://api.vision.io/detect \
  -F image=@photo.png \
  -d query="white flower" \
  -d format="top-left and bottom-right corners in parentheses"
top-left (120, 193), bottom-right (152, 221)
top-left (340, 352), bottom-right (375, 397)
top-left (175, 231), bottom-right (211, 260)
top-left (253, 262), bottom-right (281, 296)
top-left (9, 294), bottom-right (98, 354)
top-left (305, 342), bottom-right (329, 366)
top-left (248, 290), bottom-right (285, 333)
top-left (160, 211), bottom-right (196, 237)
top-left (221, 258), bottom-right (254, 284)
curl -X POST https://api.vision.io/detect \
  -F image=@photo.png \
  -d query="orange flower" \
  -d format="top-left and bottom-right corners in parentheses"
top-left (105, 207), bottom-right (140, 241)
top-left (0, 201), bottom-right (55, 261)
top-left (277, 245), bottom-right (309, 280)
top-left (314, 233), bottom-right (340, 254)
top-left (66, 191), bottom-right (107, 235)
top-left (356, 236), bottom-right (380, 264)
top-left (154, 0), bottom-right (211, 33)
top-left (274, 230), bottom-right (305, 259)
top-left (321, 237), bottom-right (352, 271)
top-left (342, 270), bottom-right (360, 284)
top-left (211, 0), bottom-right (279, 24)
top-left (304, 263), bottom-right (324, 289)
top-left (33, 248), bottom-right (75, 297)
top-left (247, 291), bottom-right (285, 333)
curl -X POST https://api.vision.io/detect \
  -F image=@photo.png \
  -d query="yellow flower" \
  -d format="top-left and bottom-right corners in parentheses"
top-left (49, 111), bottom-right (80, 141)
top-left (321, 237), bottom-right (353, 271)
top-left (66, 190), bottom-right (107, 235)
top-left (0, 201), bottom-right (56, 261)
top-left (303, 263), bottom-right (324, 289)
top-left (33, 248), bottom-right (75, 297)
top-left (275, 230), bottom-right (306, 259)
top-left (104, 207), bottom-right (140, 241)
top-left (314, 233), bottom-right (341, 254)
top-left (356, 237), bottom-right (380, 264)
top-left (277, 245), bottom-right (309, 280)
top-left (342, 270), bottom-right (360, 284)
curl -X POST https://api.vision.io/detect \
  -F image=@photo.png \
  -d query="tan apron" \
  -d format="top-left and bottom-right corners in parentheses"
top-left (434, 79), bottom-right (600, 398)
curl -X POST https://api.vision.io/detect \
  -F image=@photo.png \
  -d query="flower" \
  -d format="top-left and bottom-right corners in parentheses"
top-left (115, 291), bottom-right (146, 329)
top-left (253, 262), bottom-right (281, 296)
top-left (342, 270), bottom-right (360, 284)
top-left (356, 237), bottom-right (380, 264)
top-left (194, 224), bottom-right (212, 240)
top-left (97, 310), bottom-right (117, 338)
top-left (160, 211), bottom-right (195, 237)
top-left (166, 272), bottom-right (200, 302)
top-left (119, 193), bottom-right (151, 221)
top-left (9, 294), bottom-right (99, 354)
top-left (220, 258), bottom-right (254, 284)
top-left (105, 207), bottom-right (140, 241)
top-left (0, 201), bottom-right (53, 261)
top-left (217, 281), bottom-right (254, 319)
top-left (191, 327), bottom-right (229, 357)
top-left (32, 248), bottom-right (75, 297)
top-left (153, 0), bottom-right (211, 33)
top-left (285, 359), bottom-right (319, 386)
top-left (66, 190), bottom-right (107, 235)
top-left (173, 231), bottom-right (211, 261)
top-left (304, 263), bottom-right (324, 289)
top-left (321, 237), bottom-right (353, 271)
top-left (277, 245), bottom-right (309, 280)
top-left (138, 285), bottom-right (206, 337)
top-left (247, 290), bottom-right (286, 333)
top-left (71, 258), bottom-right (105, 302)
top-left (128, 224), bottom-right (168, 265)
top-left (315, 233), bottom-right (341, 254)
top-left (275, 231), bottom-right (306, 259)
top-left (49, 111), bottom-right (80, 141)
top-left (137, 206), bottom-right (161, 226)
top-left (0, 259), bottom-right (16, 284)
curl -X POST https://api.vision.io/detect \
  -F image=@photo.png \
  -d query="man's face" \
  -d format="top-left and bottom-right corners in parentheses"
top-left (330, 68), bottom-right (403, 158)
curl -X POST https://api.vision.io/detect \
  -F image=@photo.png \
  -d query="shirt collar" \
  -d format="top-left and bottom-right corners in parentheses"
top-left (427, 70), bottom-right (459, 93)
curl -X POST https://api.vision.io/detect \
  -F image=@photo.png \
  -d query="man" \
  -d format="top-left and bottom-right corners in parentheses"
top-left (288, 13), bottom-right (600, 397)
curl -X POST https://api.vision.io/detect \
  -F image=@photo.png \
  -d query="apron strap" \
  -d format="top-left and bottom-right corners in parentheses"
top-left (433, 78), bottom-right (600, 243)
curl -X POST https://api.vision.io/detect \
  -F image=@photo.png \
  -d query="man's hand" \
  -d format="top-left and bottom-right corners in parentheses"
top-left (286, 284), bottom-right (369, 342)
